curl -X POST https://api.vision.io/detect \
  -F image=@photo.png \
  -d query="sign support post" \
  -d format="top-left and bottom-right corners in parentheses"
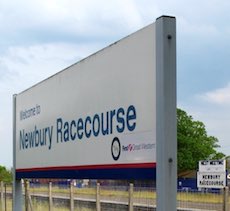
top-left (156, 16), bottom-right (177, 211)
top-left (13, 94), bottom-right (23, 211)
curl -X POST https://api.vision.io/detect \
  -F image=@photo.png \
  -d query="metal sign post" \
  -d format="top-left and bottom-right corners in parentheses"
top-left (13, 94), bottom-right (23, 211)
top-left (156, 16), bottom-right (177, 211)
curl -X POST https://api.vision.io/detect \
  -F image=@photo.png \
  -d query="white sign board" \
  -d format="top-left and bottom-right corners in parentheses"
top-left (199, 160), bottom-right (226, 172)
top-left (13, 16), bottom-right (177, 211)
top-left (197, 172), bottom-right (226, 188)
top-left (15, 23), bottom-right (157, 179)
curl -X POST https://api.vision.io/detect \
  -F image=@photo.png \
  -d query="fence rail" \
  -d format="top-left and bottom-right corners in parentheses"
top-left (0, 180), bottom-right (229, 211)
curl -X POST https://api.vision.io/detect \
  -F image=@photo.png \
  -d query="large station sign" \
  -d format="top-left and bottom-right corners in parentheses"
top-left (13, 17), bottom-right (176, 180)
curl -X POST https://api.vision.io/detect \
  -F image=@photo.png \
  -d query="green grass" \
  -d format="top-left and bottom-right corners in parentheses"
top-left (0, 199), bottom-right (13, 211)
top-left (0, 199), bottom-right (93, 211)
top-left (31, 200), bottom-right (93, 211)
top-left (177, 192), bottom-right (223, 203)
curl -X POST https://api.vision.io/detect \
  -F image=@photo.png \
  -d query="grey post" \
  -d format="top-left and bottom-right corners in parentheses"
top-left (223, 186), bottom-right (229, 211)
top-left (70, 180), bottom-right (74, 211)
top-left (96, 183), bottom-right (101, 211)
top-left (49, 182), bottom-right (53, 211)
top-left (129, 183), bottom-right (134, 211)
top-left (25, 180), bottom-right (29, 211)
top-left (156, 16), bottom-right (177, 211)
top-left (13, 94), bottom-right (23, 211)
top-left (1, 181), bottom-right (4, 211)
top-left (25, 180), bottom-right (33, 211)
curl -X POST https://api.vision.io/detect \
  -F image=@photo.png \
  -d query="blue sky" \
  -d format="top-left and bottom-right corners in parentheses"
top-left (1, 0), bottom-right (230, 167)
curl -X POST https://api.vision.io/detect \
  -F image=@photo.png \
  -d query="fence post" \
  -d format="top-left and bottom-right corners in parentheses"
top-left (49, 182), bottom-right (53, 211)
top-left (26, 181), bottom-right (33, 211)
top-left (4, 183), bottom-right (7, 211)
top-left (1, 181), bottom-right (4, 211)
top-left (96, 183), bottom-right (101, 211)
top-left (25, 180), bottom-right (29, 211)
top-left (70, 181), bottom-right (74, 211)
top-left (129, 183), bottom-right (134, 211)
top-left (223, 186), bottom-right (229, 211)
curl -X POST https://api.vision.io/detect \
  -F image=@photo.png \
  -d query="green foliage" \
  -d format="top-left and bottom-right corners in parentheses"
top-left (0, 165), bottom-right (12, 183)
top-left (177, 108), bottom-right (225, 172)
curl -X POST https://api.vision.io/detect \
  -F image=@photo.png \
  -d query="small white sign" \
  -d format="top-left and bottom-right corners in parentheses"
top-left (199, 160), bottom-right (226, 172)
top-left (197, 172), bottom-right (226, 188)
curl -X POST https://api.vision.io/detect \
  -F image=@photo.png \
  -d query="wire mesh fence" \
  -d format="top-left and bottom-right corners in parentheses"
top-left (1, 180), bottom-right (229, 211)
top-left (177, 188), bottom-right (225, 211)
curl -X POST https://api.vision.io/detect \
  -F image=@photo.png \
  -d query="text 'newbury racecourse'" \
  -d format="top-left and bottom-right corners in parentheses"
top-left (19, 105), bottom-right (136, 150)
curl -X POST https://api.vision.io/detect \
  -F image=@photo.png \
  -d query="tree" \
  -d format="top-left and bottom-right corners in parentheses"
top-left (0, 165), bottom-right (12, 183)
top-left (177, 108), bottom-right (225, 172)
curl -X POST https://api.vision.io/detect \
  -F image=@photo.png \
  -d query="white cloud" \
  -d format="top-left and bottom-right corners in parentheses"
top-left (198, 83), bottom-right (230, 105)
top-left (179, 17), bottom-right (219, 37)
top-left (178, 100), bottom-right (230, 156)
top-left (0, 42), bottom-right (102, 92)
top-left (0, 0), bottom-right (146, 44)
top-left (179, 82), bottom-right (230, 156)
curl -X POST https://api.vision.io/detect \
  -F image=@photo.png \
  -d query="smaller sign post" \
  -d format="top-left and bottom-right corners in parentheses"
top-left (197, 160), bottom-right (226, 189)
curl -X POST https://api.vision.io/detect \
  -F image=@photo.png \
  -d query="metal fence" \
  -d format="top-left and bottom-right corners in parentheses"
top-left (0, 180), bottom-right (229, 211)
